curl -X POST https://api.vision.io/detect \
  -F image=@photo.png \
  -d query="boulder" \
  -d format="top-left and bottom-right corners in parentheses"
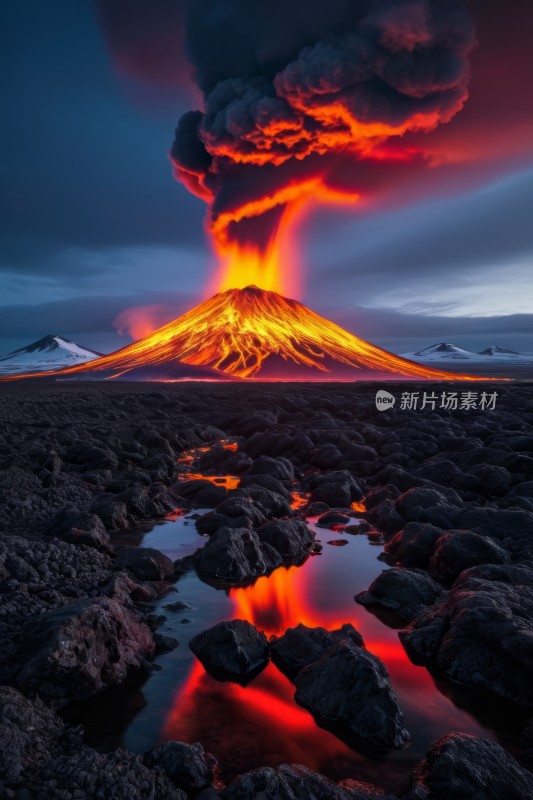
top-left (114, 546), bottom-right (175, 581)
top-left (271, 623), bottom-right (364, 680)
top-left (355, 568), bottom-right (445, 625)
top-left (195, 527), bottom-right (282, 584)
top-left (294, 638), bottom-right (411, 750)
top-left (400, 564), bottom-right (533, 708)
top-left (428, 530), bottom-right (510, 585)
top-left (14, 596), bottom-right (155, 705)
top-left (189, 619), bottom-right (269, 682)
top-left (47, 510), bottom-right (111, 552)
top-left (385, 522), bottom-right (444, 568)
top-left (398, 733), bottom-right (533, 800)
top-left (221, 764), bottom-right (391, 800)
top-left (257, 519), bottom-right (316, 563)
top-left (145, 740), bottom-right (218, 792)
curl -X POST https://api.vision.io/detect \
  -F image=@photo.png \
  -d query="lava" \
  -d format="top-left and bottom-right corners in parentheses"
top-left (9, 286), bottom-right (483, 382)
top-left (211, 179), bottom-right (360, 296)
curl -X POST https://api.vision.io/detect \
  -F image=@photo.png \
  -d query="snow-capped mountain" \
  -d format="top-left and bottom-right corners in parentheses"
top-left (401, 342), bottom-right (533, 363)
top-left (0, 335), bottom-right (102, 375)
top-left (478, 345), bottom-right (521, 357)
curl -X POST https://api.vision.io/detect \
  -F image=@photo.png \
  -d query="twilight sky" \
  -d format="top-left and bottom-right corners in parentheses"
top-left (1, 0), bottom-right (532, 356)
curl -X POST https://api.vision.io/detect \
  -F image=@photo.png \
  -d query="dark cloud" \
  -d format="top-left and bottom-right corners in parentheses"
top-left (171, 0), bottom-right (475, 251)
top-left (323, 166), bottom-right (533, 285)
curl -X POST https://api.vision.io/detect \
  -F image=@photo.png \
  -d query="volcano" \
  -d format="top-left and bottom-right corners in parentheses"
top-left (8, 286), bottom-right (480, 382)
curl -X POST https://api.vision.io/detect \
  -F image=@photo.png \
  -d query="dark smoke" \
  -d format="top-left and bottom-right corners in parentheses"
top-left (170, 0), bottom-right (476, 244)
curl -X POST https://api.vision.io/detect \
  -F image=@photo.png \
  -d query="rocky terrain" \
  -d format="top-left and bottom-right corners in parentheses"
top-left (0, 380), bottom-right (532, 799)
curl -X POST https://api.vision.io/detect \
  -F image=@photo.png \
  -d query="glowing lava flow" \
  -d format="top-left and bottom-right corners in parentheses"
top-left (9, 286), bottom-right (484, 382)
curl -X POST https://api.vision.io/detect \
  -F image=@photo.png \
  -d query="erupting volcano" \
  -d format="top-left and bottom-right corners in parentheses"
top-left (13, 285), bottom-right (479, 382)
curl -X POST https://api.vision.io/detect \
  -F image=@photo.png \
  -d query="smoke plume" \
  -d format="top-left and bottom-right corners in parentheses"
top-left (171, 0), bottom-right (476, 253)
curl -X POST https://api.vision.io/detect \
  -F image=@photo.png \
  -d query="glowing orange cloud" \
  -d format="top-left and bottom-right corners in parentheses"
top-left (211, 178), bottom-right (360, 296)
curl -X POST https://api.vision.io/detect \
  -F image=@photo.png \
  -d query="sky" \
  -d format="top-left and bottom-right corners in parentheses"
top-left (1, 0), bottom-right (532, 357)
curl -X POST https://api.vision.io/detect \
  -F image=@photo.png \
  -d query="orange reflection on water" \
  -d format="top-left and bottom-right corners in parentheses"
top-left (180, 472), bottom-right (241, 490)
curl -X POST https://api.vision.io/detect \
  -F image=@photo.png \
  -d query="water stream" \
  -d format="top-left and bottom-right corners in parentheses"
top-left (75, 443), bottom-right (520, 790)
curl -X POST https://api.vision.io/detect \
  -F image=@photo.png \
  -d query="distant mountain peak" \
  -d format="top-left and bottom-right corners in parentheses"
top-left (0, 335), bottom-right (102, 375)
top-left (479, 345), bottom-right (520, 356)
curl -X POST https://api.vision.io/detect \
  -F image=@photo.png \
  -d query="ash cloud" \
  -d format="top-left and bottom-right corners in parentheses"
top-left (171, 0), bottom-right (476, 245)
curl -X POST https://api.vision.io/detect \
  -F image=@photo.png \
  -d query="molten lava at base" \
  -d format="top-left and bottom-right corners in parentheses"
top-left (12, 286), bottom-right (480, 382)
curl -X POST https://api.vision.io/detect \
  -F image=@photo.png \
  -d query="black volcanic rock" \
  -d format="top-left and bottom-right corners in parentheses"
top-left (196, 511), bottom-right (252, 536)
top-left (307, 470), bottom-right (364, 508)
top-left (398, 733), bottom-right (533, 800)
top-left (175, 478), bottom-right (228, 507)
top-left (385, 522), bottom-right (444, 568)
top-left (257, 519), bottom-right (316, 562)
top-left (400, 564), bottom-right (533, 709)
top-left (195, 526), bottom-right (282, 584)
top-left (189, 619), bottom-right (269, 682)
top-left (248, 455), bottom-right (294, 480)
top-left (294, 638), bottom-right (411, 750)
top-left (114, 546), bottom-right (176, 581)
top-left (428, 529), bottom-right (510, 585)
top-left (355, 568), bottom-right (445, 625)
top-left (13, 596), bottom-right (155, 706)
top-left (144, 740), bottom-right (218, 792)
top-left (221, 763), bottom-right (391, 800)
top-left (215, 496), bottom-right (266, 527)
top-left (47, 509), bottom-right (111, 551)
top-left (270, 623), bottom-right (364, 680)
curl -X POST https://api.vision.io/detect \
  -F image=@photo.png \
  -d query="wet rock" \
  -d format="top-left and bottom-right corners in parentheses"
top-left (398, 733), bottom-right (533, 800)
top-left (400, 564), bottom-right (533, 708)
top-left (145, 740), bottom-right (217, 793)
top-left (257, 519), bottom-right (316, 562)
top-left (14, 596), bottom-right (155, 706)
top-left (164, 600), bottom-right (192, 612)
top-left (355, 569), bottom-right (445, 625)
top-left (428, 530), bottom-right (510, 585)
top-left (294, 638), bottom-right (411, 749)
top-left (328, 539), bottom-right (349, 546)
top-left (317, 511), bottom-right (351, 528)
top-left (154, 633), bottom-right (179, 654)
top-left (47, 510), bottom-right (111, 552)
top-left (385, 522), bottom-right (444, 568)
top-left (189, 619), bottom-right (268, 682)
top-left (221, 763), bottom-right (390, 800)
top-left (195, 527), bottom-right (282, 584)
top-left (114, 546), bottom-right (175, 581)
top-left (248, 455), bottom-right (294, 481)
top-left (271, 623), bottom-right (364, 680)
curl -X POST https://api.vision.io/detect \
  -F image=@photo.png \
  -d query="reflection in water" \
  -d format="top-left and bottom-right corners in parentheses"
top-left (153, 518), bottom-right (491, 789)
top-left (110, 446), bottom-right (504, 788)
